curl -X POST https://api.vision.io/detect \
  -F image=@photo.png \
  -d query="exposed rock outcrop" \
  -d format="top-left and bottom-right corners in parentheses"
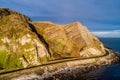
top-left (0, 8), bottom-right (50, 68)
top-left (64, 22), bottom-right (105, 58)
top-left (32, 22), bottom-right (105, 60)
top-left (32, 22), bottom-right (74, 59)
top-left (0, 8), bottom-right (116, 69)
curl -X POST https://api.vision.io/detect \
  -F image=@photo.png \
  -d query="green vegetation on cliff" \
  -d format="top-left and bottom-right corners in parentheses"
top-left (0, 8), bottom-right (105, 69)
top-left (0, 50), bottom-right (8, 68)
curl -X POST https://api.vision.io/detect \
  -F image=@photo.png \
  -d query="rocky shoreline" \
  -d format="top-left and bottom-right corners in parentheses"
top-left (0, 49), bottom-right (119, 80)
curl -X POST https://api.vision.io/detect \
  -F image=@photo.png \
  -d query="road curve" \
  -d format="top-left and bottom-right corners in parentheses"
top-left (0, 49), bottom-right (110, 75)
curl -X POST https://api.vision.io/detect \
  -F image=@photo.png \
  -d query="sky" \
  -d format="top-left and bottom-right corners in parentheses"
top-left (0, 0), bottom-right (120, 37)
top-left (92, 30), bottom-right (120, 38)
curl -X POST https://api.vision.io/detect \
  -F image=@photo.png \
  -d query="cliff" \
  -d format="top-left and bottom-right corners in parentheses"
top-left (32, 21), bottom-right (105, 60)
top-left (0, 8), bottom-right (119, 70)
top-left (0, 8), bottom-right (50, 68)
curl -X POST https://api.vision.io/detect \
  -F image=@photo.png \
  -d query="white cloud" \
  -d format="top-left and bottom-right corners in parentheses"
top-left (92, 30), bottom-right (120, 38)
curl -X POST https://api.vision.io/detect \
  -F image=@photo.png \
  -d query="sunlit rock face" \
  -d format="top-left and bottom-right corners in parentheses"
top-left (32, 22), bottom-right (105, 60)
top-left (0, 8), bottom-right (105, 69)
top-left (0, 8), bottom-right (50, 68)
top-left (32, 22), bottom-right (74, 60)
top-left (64, 22), bottom-right (105, 58)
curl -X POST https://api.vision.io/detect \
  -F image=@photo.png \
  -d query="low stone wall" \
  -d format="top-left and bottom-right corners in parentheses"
top-left (0, 49), bottom-right (120, 80)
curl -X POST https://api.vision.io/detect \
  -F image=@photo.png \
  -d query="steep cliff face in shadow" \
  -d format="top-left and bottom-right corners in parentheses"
top-left (0, 8), bottom-right (105, 69)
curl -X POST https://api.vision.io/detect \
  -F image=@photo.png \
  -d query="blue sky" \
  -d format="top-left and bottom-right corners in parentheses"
top-left (0, 0), bottom-right (120, 37)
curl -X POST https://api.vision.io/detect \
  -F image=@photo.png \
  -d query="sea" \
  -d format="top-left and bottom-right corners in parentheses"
top-left (81, 38), bottom-right (120, 80)
top-left (30, 18), bottom-right (120, 80)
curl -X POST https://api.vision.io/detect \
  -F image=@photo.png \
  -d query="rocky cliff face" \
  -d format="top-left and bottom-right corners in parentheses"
top-left (0, 8), bottom-right (50, 68)
top-left (0, 8), bottom-right (105, 69)
top-left (64, 22), bottom-right (105, 58)
top-left (32, 22), bottom-right (105, 59)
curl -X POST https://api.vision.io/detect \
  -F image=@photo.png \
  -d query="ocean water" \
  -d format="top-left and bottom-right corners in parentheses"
top-left (81, 38), bottom-right (120, 80)
top-left (99, 38), bottom-right (120, 53)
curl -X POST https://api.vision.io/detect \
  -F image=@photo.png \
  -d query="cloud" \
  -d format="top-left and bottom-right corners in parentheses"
top-left (92, 30), bottom-right (120, 38)
top-left (0, 0), bottom-right (120, 31)
top-left (1, 0), bottom-right (120, 17)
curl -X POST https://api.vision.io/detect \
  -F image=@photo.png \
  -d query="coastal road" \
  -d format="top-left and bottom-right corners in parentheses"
top-left (0, 49), bottom-right (110, 75)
